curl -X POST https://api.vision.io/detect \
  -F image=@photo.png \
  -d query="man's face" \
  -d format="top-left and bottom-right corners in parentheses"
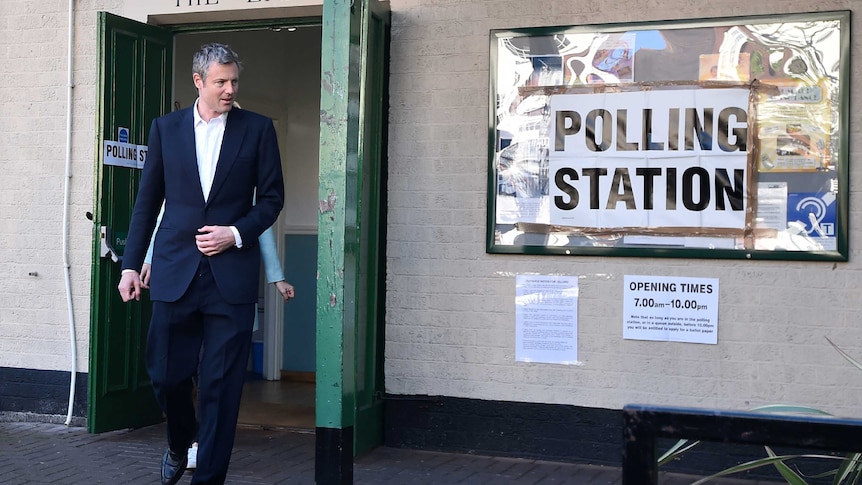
top-left (193, 61), bottom-right (239, 121)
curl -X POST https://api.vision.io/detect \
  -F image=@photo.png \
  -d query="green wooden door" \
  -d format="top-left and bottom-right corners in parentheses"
top-left (352, 0), bottom-right (390, 456)
top-left (316, 0), bottom-right (390, 479)
top-left (88, 12), bottom-right (173, 433)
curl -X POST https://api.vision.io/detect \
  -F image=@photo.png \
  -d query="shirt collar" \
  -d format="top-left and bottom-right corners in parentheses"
top-left (193, 98), bottom-right (229, 126)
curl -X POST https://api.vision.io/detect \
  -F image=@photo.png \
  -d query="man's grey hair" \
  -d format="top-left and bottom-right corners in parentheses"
top-left (192, 43), bottom-right (243, 81)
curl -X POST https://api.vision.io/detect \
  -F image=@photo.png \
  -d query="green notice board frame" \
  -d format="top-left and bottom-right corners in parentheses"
top-left (487, 11), bottom-right (850, 261)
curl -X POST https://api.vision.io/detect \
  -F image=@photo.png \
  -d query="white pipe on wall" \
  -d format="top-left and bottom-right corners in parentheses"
top-left (63, 0), bottom-right (77, 426)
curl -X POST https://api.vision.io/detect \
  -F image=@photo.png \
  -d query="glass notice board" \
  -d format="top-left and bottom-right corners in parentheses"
top-left (487, 11), bottom-right (849, 260)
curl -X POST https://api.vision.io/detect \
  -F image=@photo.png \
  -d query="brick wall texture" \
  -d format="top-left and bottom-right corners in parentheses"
top-left (0, 0), bottom-right (121, 373)
top-left (383, 0), bottom-right (862, 414)
top-left (1, 0), bottom-right (861, 417)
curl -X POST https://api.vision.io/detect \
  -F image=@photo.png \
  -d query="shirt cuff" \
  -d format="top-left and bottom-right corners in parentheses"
top-left (121, 269), bottom-right (137, 275)
top-left (230, 226), bottom-right (243, 248)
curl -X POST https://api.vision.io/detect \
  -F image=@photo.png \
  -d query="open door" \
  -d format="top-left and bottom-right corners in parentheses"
top-left (316, 0), bottom-right (389, 480)
top-left (88, 12), bottom-right (173, 433)
top-left (352, 0), bottom-right (389, 456)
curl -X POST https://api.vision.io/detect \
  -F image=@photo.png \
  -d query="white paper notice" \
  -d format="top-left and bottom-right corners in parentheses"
top-left (623, 275), bottom-right (719, 344)
top-left (755, 182), bottom-right (788, 231)
top-left (515, 274), bottom-right (579, 364)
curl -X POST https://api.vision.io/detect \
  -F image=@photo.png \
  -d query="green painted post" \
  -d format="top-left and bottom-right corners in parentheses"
top-left (316, 0), bottom-right (361, 483)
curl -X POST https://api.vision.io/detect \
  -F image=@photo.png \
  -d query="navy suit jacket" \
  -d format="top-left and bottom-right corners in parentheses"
top-left (122, 107), bottom-right (285, 305)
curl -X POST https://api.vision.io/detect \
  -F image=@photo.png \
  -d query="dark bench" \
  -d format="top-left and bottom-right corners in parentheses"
top-left (622, 404), bottom-right (862, 484)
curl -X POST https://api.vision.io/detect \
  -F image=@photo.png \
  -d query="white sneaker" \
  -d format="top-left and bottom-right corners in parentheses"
top-left (187, 442), bottom-right (198, 470)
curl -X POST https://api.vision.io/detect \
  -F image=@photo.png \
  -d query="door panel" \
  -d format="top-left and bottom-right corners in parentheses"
top-left (353, 0), bottom-right (390, 456)
top-left (282, 233), bottom-right (318, 373)
top-left (316, 0), bottom-right (389, 468)
top-left (88, 12), bottom-right (172, 433)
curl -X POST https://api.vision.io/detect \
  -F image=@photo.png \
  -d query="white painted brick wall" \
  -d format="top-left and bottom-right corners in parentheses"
top-left (385, 0), bottom-right (862, 416)
top-left (0, 1), bottom-right (121, 373)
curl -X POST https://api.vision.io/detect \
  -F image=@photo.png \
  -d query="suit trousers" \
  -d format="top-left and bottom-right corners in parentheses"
top-left (146, 257), bottom-right (255, 485)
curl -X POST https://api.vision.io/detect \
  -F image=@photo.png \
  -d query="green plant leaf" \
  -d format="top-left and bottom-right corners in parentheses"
top-left (826, 337), bottom-right (862, 372)
top-left (658, 439), bottom-right (701, 466)
top-left (833, 453), bottom-right (862, 485)
top-left (688, 454), bottom-right (846, 485)
top-left (765, 446), bottom-right (809, 485)
top-left (750, 404), bottom-right (833, 416)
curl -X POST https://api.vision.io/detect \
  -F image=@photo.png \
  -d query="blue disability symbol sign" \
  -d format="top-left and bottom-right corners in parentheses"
top-left (787, 192), bottom-right (836, 237)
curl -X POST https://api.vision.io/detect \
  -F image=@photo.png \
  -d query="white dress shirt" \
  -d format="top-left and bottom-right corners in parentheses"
top-left (193, 99), bottom-right (226, 201)
top-left (193, 98), bottom-right (242, 247)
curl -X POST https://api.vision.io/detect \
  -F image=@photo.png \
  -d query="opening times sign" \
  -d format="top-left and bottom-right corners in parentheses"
top-left (623, 275), bottom-right (719, 344)
top-left (549, 88), bottom-right (750, 231)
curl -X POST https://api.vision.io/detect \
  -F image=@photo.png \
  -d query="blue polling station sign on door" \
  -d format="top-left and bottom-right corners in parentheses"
top-left (118, 127), bottom-right (129, 144)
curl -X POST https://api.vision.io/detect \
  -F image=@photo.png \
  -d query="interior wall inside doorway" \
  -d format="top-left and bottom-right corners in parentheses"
top-left (173, 27), bottom-right (322, 373)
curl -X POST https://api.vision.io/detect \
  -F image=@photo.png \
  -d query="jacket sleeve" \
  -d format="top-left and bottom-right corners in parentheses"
top-left (122, 118), bottom-right (166, 273)
top-left (259, 225), bottom-right (285, 283)
top-left (231, 118), bottom-right (284, 245)
top-left (143, 203), bottom-right (165, 265)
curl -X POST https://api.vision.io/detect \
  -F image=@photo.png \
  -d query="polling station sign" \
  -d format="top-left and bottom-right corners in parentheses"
top-left (548, 88), bottom-right (750, 231)
top-left (104, 140), bottom-right (148, 169)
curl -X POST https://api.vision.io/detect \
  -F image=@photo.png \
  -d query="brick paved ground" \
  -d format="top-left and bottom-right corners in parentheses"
top-left (0, 422), bottom-right (783, 484)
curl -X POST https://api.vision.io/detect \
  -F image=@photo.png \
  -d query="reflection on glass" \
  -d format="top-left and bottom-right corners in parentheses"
top-left (491, 13), bottom-right (845, 257)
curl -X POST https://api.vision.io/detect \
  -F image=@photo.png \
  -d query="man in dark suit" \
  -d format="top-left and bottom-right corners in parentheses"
top-left (118, 43), bottom-right (284, 485)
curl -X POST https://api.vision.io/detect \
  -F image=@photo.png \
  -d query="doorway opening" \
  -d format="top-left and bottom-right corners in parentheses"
top-left (173, 24), bottom-right (322, 432)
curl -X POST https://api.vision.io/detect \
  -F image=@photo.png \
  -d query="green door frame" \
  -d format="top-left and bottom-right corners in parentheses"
top-left (88, 14), bottom-right (325, 434)
top-left (316, 0), bottom-right (390, 482)
top-left (91, 7), bottom-right (391, 480)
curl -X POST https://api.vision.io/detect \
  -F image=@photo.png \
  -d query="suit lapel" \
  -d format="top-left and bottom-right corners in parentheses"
top-left (207, 109), bottom-right (246, 206)
top-left (176, 108), bottom-right (205, 204)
